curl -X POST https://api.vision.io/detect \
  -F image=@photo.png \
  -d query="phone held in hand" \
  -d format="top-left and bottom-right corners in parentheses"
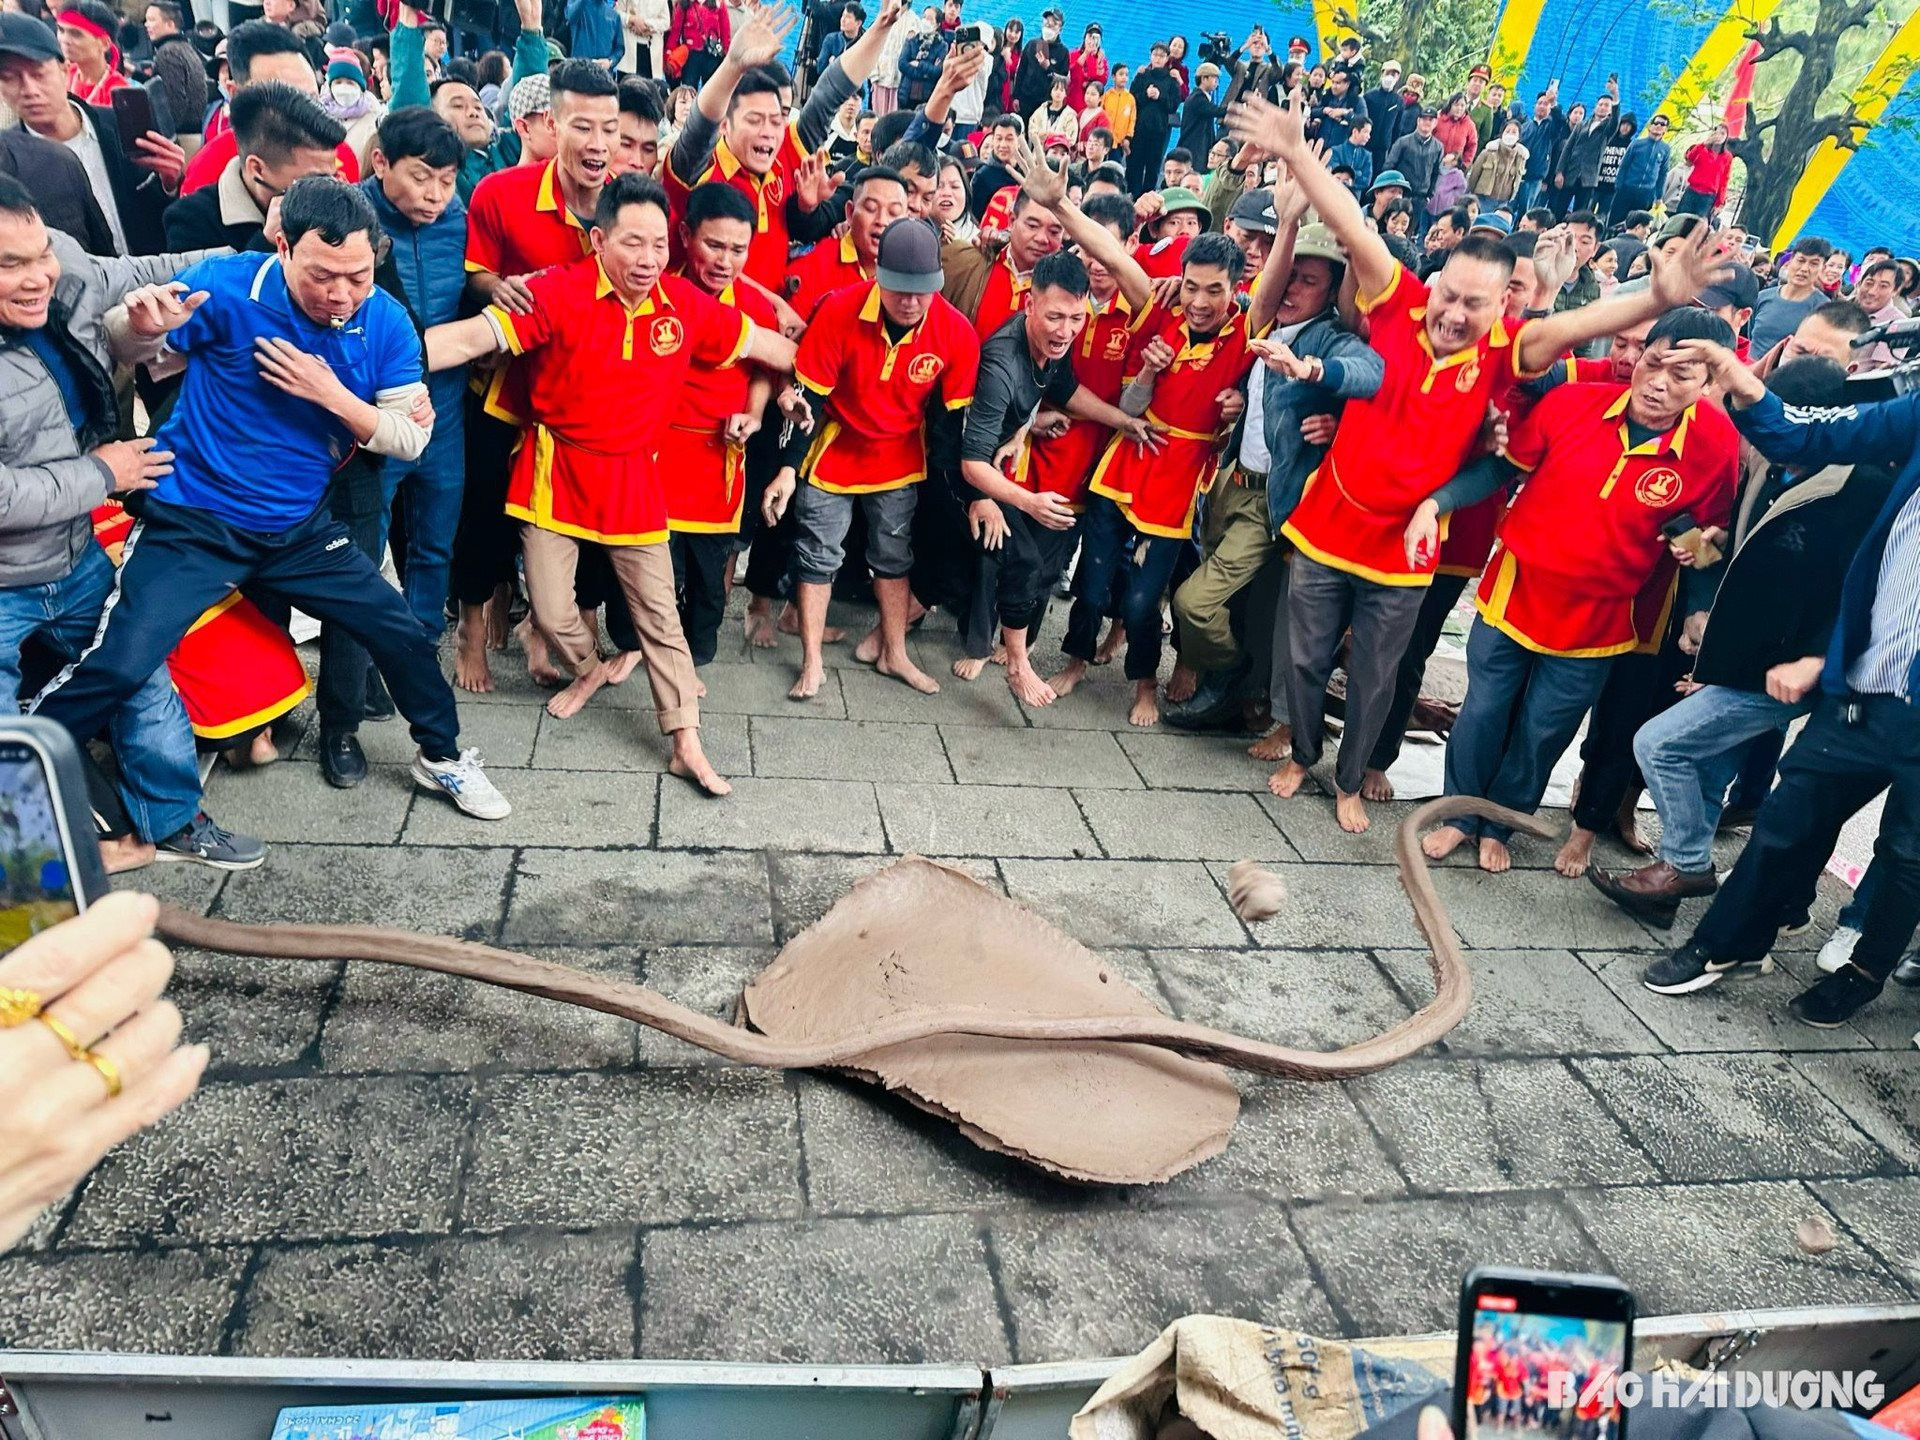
top-left (1659, 509), bottom-right (1723, 567)
top-left (0, 718), bottom-right (109, 954)
top-left (1453, 1267), bottom-right (1635, 1440)
top-left (110, 85), bottom-right (160, 155)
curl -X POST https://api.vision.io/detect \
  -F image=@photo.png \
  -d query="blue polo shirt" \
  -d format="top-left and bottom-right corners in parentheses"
top-left (152, 252), bottom-right (423, 531)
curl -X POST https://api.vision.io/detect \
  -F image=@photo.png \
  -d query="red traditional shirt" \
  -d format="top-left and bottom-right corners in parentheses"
top-left (660, 278), bottom-right (780, 533)
top-left (665, 123), bottom-right (809, 290)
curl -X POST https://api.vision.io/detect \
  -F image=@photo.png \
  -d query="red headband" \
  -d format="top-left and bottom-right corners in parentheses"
top-left (56, 8), bottom-right (113, 42)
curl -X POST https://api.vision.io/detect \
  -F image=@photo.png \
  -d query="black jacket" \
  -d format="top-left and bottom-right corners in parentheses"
top-left (161, 177), bottom-right (263, 252)
top-left (1131, 64), bottom-right (1181, 140)
top-left (0, 128), bottom-right (115, 255)
top-left (1013, 37), bottom-right (1068, 116)
top-left (1692, 461), bottom-right (1896, 692)
top-left (18, 105), bottom-right (172, 256)
top-left (1557, 118), bottom-right (1610, 187)
top-left (150, 32), bottom-right (208, 141)
top-left (1179, 89), bottom-right (1227, 160)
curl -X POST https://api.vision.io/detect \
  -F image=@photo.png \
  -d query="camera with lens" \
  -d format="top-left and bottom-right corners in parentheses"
top-left (1200, 31), bottom-right (1233, 65)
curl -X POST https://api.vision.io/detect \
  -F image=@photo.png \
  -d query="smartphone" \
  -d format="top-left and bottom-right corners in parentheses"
top-left (0, 718), bottom-right (109, 954)
top-left (1453, 1267), bottom-right (1634, 1440)
top-left (1659, 509), bottom-right (1723, 566)
top-left (110, 85), bottom-right (158, 155)
top-left (954, 23), bottom-right (981, 45)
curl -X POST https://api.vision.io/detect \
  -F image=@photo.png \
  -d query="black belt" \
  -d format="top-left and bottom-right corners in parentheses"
top-left (1231, 463), bottom-right (1269, 490)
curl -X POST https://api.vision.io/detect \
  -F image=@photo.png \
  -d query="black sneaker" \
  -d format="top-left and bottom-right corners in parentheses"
top-left (1895, 955), bottom-right (1920, 987)
top-left (1789, 965), bottom-right (1884, 1028)
top-left (1642, 943), bottom-right (1774, 995)
top-left (363, 667), bottom-right (395, 722)
top-left (321, 731), bottom-right (368, 789)
top-left (157, 812), bottom-right (267, 870)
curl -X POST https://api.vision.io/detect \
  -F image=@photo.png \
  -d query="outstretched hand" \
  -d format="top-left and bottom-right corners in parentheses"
top-left (728, 1), bottom-right (798, 69)
top-left (1226, 86), bottom-right (1307, 160)
top-left (1649, 223), bottom-right (1736, 312)
top-left (1007, 134), bottom-right (1067, 209)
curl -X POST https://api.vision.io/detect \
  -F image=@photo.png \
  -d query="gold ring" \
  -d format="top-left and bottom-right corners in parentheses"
top-left (0, 985), bottom-right (44, 1028)
top-left (84, 1049), bottom-right (122, 1099)
top-left (35, 1012), bottom-right (86, 1059)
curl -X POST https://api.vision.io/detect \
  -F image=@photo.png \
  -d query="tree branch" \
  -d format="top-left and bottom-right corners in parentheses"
top-left (1746, 13), bottom-right (1808, 58)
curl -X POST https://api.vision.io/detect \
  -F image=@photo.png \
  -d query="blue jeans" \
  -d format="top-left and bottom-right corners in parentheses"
top-left (1442, 617), bottom-right (1613, 843)
top-left (390, 410), bottom-right (464, 636)
top-left (1061, 496), bottom-right (1189, 681)
top-left (1633, 684), bottom-right (1809, 873)
top-left (0, 546), bottom-right (201, 841)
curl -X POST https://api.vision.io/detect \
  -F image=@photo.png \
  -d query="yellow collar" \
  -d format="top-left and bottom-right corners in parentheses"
top-left (839, 230), bottom-right (873, 274)
top-left (594, 263), bottom-right (668, 318)
top-left (535, 161), bottom-right (589, 233)
top-left (857, 281), bottom-right (923, 344)
top-left (1604, 388), bottom-right (1695, 457)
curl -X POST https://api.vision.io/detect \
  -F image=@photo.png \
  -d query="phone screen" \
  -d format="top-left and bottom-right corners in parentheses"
top-left (1460, 1278), bottom-right (1631, 1440)
top-left (0, 740), bottom-right (83, 952)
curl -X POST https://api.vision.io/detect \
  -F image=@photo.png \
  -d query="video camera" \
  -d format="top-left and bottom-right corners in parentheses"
top-left (1199, 31), bottom-right (1234, 65)
top-left (1847, 315), bottom-right (1920, 399)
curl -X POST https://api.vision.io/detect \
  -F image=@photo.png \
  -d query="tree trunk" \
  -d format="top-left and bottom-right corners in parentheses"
top-left (1732, 0), bottom-right (1863, 240)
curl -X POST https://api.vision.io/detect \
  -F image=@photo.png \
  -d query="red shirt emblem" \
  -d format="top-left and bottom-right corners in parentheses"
top-left (650, 316), bottom-right (685, 356)
top-left (907, 353), bottom-right (944, 384)
top-left (1635, 466), bottom-right (1682, 506)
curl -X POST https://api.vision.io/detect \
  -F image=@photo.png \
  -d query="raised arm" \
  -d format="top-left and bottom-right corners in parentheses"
top-left (1228, 87), bottom-right (1396, 302)
top-left (1516, 224), bottom-right (1733, 374)
top-left (1006, 136), bottom-right (1150, 311)
top-left (674, 2), bottom-right (799, 178)
top-left (1680, 338), bottom-right (1920, 472)
top-left (1247, 164), bottom-right (1310, 335)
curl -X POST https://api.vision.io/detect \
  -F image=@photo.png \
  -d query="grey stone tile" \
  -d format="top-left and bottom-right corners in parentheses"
top-left (1149, 1077), bottom-right (1404, 1205)
top-left (842, 662), bottom-right (1026, 726)
top-left (703, 660), bottom-right (848, 718)
top-left (658, 777), bottom-right (885, 853)
top-left (749, 715), bottom-right (953, 781)
top-left (1791, 1053), bottom-right (1920, 1167)
top-left (168, 949), bottom-right (339, 1072)
top-left (113, 856), bottom-right (223, 914)
top-left (1815, 978), bottom-right (1920, 1052)
top-left (1220, 862), bottom-right (1426, 950)
top-left (1017, 669), bottom-right (1152, 730)
top-left (999, 859), bottom-right (1247, 948)
top-left (1116, 731), bottom-right (1278, 792)
top-left (1374, 949), bottom-right (1665, 1057)
top-left (640, 1214), bottom-right (1008, 1363)
top-left (1347, 1059), bottom-right (1658, 1191)
top-left (314, 701), bottom-right (541, 767)
top-left (215, 843), bottom-right (513, 941)
top-left (1573, 1055), bottom-right (1892, 1182)
top-left (767, 851), bottom-right (1000, 943)
top-left (318, 945), bottom-right (640, 1074)
top-left (1812, 1177), bottom-right (1920, 1290)
top-left (635, 944), bottom-right (777, 1066)
top-left (9, 1198), bottom-right (67, 1255)
top-left (1291, 1194), bottom-right (1607, 1334)
top-left (531, 706), bottom-right (751, 775)
top-left (405, 767), bottom-right (658, 848)
top-left (877, 782), bottom-right (1098, 858)
top-left (235, 1230), bottom-right (639, 1359)
top-left (1431, 868), bottom-right (1661, 950)
top-left (1585, 950), bottom-right (1873, 1054)
top-left (1258, 794), bottom-right (1419, 864)
top-left (991, 1206), bottom-right (1340, 1362)
top-left (507, 848), bottom-right (773, 946)
top-left (943, 726), bottom-right (1142, 788)
top-left (1569, 1182), bottom-right (1913, 1315)
top-left (1152, 948), bottom-right (1413, 1050)
top-left (0, 1247), bottom-right (247, 1352)
top-left (1077, 790), bottom-right (1297, 862)
top-left (204, 759), bottom-right (414, 844)
top-left (798, 1075), bottom-right (1065, 1215)
top-left (463, 1070), bottom-right (802, 1229)
top-left (64, 1077), bottom-right (469, 1247)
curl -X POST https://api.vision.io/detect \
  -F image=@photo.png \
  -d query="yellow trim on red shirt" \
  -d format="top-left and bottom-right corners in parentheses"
top-left (1473, 549), bottom-right (1646, 659)
top-left (507, 425), bottom-right (669, 545)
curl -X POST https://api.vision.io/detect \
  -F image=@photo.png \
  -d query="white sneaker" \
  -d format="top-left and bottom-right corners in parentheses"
top-left (1817, 925), bottom-right (1861, 974)
top-left (412, 747), bottom-right (511, 820)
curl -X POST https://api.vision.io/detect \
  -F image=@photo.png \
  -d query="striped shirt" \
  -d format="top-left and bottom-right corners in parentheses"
top-left (1848, 485), bottom-right (1920, 698)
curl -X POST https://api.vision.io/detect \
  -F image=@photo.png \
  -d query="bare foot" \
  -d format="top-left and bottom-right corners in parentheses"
top-left (1478, 837), bottom-right (1512, 873)
top-left (788, 662), bottom-right (825, 700)
top-left (782, 603), bottom-right (845, 645)
top-left (952, 655), bottom-right (989, 682)
top-left (1049, 658), bottom-right (1090, 695)
top-left (1422, 826), bottom-right (1471, 861)
top-left (1094, 619), bottom-right (1125, 665)
top-left (1361, 767), bottom-right (1394, 802)
top-left (745, 598), bottom-right (779, 648)
top-left (454, 615), bottom-right (494, 693)
top-left (1334, 791), bottom-right (1371, 834)
top-left (1615, 801), bottom-right (1654, 855)
top-left (604, 650), bottom-right (643, 685)
top-left (1248, 724), bottom-right (1293, 762)
top-left (1267, 759), bottom-right (1309, 797)
top-left (1166, 662), bottom-right (1198, 703)
top-left (877, 653), bottom-right (940, 694)
top-left (990, 643), bottom-right (1008, 666)
top-left (484, 585), bottom-right (511, 650)
top-left (695, 676), bottom-right (708, 698)
top-left (249, 728), bottom-right (280, 766)
top-left (854, 625), bottom-right (882, 664)
top-left (1007, 662), bottom-right (1057, 706)
top-left (546, 664), bottom-right (608, 718)
top-left (668, 737), bottom-right (732, 797)
top-left (517, 619), bottom-right (566, 686)
top-left (99, 835), bottom-right (157, 874)
top-left (1554, 825), bottom-right (1597, 878)
top-left (1128, 679), bottom-right (1159, 727)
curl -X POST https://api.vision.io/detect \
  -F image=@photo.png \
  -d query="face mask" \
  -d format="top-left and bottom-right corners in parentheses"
top-left (330, 80), bottom-right (362, 106)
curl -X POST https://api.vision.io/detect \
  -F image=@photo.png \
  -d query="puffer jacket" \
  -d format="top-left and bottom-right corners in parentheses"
top-left (1467, 138), bottom-right (1527, 201)
top-left (0, 233), bottom-right (216, 587)
top-left (361, 177), bottom-right (469, 421)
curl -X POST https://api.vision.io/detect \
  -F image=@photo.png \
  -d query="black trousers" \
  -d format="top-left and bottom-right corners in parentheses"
top-left (1695, 695), bottom-right (1920, 983)
top-left (740, 422), bottom-right (794, 602)
top-left (34, 497), bottom-right (463, 761)
top-left (313, 454), bottom-right (390, 736)
top-left (1369, 570), bottom-right (1470, 772)
top-left (958, 507), bottom-right (1079, 659)
top-left (1570, 616), bottom-right (1691, 832)
top-left (450, 399), bottom-right (520, 608)
top-left (670, 531), bottom-right (733, 666)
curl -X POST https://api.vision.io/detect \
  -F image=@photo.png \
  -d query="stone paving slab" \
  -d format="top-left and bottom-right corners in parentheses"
top-left (633, 945), bottom-right (777, 1066)
top-left (1225, 862), bottom-right (1426, 950)
top-left (999, 859), bottom-right (1248, 948)
top-left (317, 702), bottom-right (541, 767)
top-left (1147, 1077), bottom-right (1405, 1206)
top-left (842, 665), bottom-right (1027, 727)
top-left (530, 707), bottom-right (752, 775)
top-left (876, 781), bottom-right (1099, 858)
top-left (639, 1214), bottom-right (1008, 1363)
top-left (404, 767), bottom-right (659, 848)
top-left (990, 1206), bottom-right (1342, 1362)
top-left (1151, 948), bottom-right (1412, 1050)
top-left (168, 949), bottom-right (339, 1072)
top-left (1373, 949), bottom-right (1665, 1058)
top-left (234, 1230), bottom-right (639, 1359)
top-left (1789, 1053), bottom-right (1920, 1167)
top-left (1429, 867), bottom-right (1661, 951)
top-left (1117, 731), bottom-right (1279, 791)
top-left (1345, 1058), bottom-right (1660, 1192)
top-left (1582, 951), bottom-right (1874, 1054)
top-left (1571, 1054), bottom-right (1894, 1182)
top-left (64, 1077), bottom-right (469, 1248)
top-left (216, 843), bottom-right (514, 940)
top-left (1077, 789), bottom-right (1298, 862)
top-left (1812, 1177), bottom-right (1920, 1290)
top-left (748, 715), bottom-right (953, 782)
top-left (462, 1070), bottom-right (802, 1230)
top-left (205, 760), bottom-right (415, 845)
top-left (506, 848), bottom-right (773, 946)
top-left (657, 776), bottom-right (886, 853)
top-left (1566, 1182), bottom-right (1915, 1315)
top-left (0, 1247), bottom-right (247, 1352)
top-left (943, 725), bottom-right (1143, 789)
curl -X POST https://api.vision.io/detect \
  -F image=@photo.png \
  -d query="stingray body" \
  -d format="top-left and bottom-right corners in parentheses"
top-left (157, 798), bottom-right (1550, 1185)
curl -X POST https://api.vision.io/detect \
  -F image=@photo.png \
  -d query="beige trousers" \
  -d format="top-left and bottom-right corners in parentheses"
top-left (520, 524), bottom-right (700, 734)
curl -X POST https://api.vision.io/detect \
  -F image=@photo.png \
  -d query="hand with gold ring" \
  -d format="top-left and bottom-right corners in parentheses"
top-left (0, 892), bottom-right (207, 1251)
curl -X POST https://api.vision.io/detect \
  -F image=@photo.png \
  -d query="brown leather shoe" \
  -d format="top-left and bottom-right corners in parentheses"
top-left (1588, 861), bottom-right (1719, 929)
